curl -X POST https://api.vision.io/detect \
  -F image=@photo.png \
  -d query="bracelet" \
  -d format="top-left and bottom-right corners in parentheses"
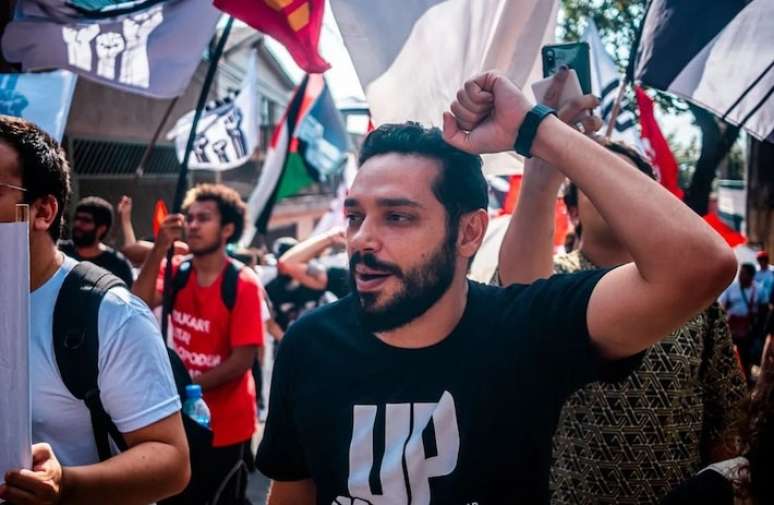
top-left (513, 104), bottom-right (556, 158)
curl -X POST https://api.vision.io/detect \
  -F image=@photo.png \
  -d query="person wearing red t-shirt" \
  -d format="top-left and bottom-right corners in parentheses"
top-left (133, 183), bottom-right (263, 504)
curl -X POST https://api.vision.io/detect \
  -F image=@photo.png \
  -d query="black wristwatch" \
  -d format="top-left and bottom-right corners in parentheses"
top-left (513, 104), bottom-right (556, 158)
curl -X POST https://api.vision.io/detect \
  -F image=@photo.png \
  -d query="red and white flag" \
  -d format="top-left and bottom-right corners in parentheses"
top-left (635, 86), bottom-right (684, 199)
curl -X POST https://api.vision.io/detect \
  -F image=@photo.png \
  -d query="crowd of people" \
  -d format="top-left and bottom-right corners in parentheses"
top-left (0, 68), bottom-right (772, 505)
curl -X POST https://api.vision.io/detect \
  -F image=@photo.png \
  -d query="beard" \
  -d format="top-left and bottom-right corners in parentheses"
top-left (350, 231), bottom-right (457, 333)
top-left (188, 236), bottom-right (223, 257)
top-left (71, 228), bottom-right (98, 247)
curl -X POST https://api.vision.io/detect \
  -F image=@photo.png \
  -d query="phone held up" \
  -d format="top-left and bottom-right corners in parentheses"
top-left (541, 42), bottom-right (592, 95)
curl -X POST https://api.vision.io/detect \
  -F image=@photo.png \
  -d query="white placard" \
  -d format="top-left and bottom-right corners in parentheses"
top-left (0, 221), bottom-right (31, 482)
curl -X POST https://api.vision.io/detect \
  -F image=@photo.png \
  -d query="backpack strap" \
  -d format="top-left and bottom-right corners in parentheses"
top-left (221, 259), bottom-right (243, 311)
top-left (167, 257), bottom-right (194, 319)
top-left (53, 262), bottom-right (129, 461)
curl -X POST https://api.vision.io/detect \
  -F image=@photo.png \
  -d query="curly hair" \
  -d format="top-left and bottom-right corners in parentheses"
top-left (0, 115), bottom-right (71, 241)
top-left (182, 183), bottom-right (247, 244)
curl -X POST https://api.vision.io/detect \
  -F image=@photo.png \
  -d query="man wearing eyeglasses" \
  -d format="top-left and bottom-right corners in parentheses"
top-left (0, 115), bottom-right (189, 505)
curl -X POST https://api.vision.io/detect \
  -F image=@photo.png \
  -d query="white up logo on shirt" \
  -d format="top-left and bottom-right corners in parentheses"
top-left (333, 391), bottom-right (460, 505)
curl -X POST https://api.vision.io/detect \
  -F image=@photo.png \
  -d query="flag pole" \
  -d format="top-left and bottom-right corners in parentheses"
top-left (605, 78), bottom-right (628, 139)
top-left (161, 16), bottom-right (234, 339)
top-left (135, 96), bottom-right (179, 178)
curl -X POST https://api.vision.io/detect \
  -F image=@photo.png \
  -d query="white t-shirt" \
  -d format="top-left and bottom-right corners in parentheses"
top-left (719, 280), bottom-right (765, 318)
top-left (755, 267), bottom-right (774, 301)
top-left (30, 256), bottom-right (181, 467)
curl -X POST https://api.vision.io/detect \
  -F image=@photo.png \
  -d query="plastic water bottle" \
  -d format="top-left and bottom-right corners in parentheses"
top-left (183, 384), bottom-right (211, 429)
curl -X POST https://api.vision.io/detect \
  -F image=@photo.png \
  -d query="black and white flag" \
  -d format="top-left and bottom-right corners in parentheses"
top-left (1, 0), bottom-right (221, 99)
top-left (582, 19), bottom-right (641, 149)
top-left (632, 0), bottom-right (773, 141)
top-left (168, 51), bottom-right (259, 171)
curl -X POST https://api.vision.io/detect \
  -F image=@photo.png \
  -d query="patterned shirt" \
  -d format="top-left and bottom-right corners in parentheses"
top-left (549, 250), bottom-right (748, 504)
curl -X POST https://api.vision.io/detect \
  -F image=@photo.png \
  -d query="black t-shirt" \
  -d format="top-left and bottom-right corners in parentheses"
top-left (325, 266), bottom-right (351, 299)
top-left (59, 240), bottom-right (134, 288)
top-left (256, 272), bottom-right (642, 504)
top-left (265, 275), bottom-right (326, 331)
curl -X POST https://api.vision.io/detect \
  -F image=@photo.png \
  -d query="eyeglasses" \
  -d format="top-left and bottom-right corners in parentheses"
top-left (0, 182), bottom-right (27, 192)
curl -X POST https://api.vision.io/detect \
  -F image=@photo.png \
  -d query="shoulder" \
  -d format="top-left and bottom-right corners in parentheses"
top-left (98, 286), bottom-right (161, 339)
top-left (282, 296), bottom-right (357, 348)
top-left (236, 264), bottom-right (261, 286)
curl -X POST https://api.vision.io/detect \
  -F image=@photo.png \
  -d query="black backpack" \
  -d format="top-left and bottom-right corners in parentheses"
top-left (52, 262), bottom-right (130, 461)
top-left (168, 257), bottom-right (242, 317)
top-left (53, 261), bottom-right (248, 504)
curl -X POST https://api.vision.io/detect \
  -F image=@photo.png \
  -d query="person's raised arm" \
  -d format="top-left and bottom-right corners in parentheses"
top-left (131, 213), bottom-right (184, 308)
top-left (444, 71), bottom-right (737, 359)
top-left (278, 228), bottom-right (346, 290)
top-left (498, 69), bottom-right (602, 285)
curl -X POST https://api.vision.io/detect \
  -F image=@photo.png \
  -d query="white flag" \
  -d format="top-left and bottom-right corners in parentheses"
top-left (582, 19), bottom-right (641, 150)
top-left (330, 0), bottom-right (558, 175)
top-left (168, 51), bottom-right (259, 171)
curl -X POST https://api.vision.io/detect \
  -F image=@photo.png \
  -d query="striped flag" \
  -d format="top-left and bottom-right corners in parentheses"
top-left (632, 0), bottom-right (774, 141)
top-left (581, 19), bottom-right (640, 149)
top-left (243, 74), bottom-right (348, 244)
top-left (214, 0), bottom-right (329, 73)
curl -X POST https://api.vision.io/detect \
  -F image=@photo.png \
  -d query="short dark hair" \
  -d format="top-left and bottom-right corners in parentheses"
top-left (0, 115), bottom-right (71, 241)
top-left (182, 183), bottom-right (247, 244)
top-left (76, 196), bottom-right (114, 240)
top-left (564, 139), bottom-right (657, 209)
top-left (359, 122), bottom-right (488, 236)
top-left (741, 263), bottom-right (757, 278)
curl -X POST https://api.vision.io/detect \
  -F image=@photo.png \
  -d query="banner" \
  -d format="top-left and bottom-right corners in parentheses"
top-left (2, 0), bottom-right (221, 99)
top-left (0, 70), bottom-right (77, 141)
top-left (168, 51), bottom-right (259, 171)
top-left (0, 219), bottom-right (31, 482)
top-left (632, 0), bottom-right (774, 141)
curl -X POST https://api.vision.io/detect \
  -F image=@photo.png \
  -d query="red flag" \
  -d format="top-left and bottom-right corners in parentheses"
top-left (704, 211), bottom-right (746, 247)
top-left (152, 199), bottom-right (169, 239)
top-left (500, 175), bottom-right (522, 215)
top-left (215, 0), bottom-right (329, 73)
top-left (634, 86), bottom-right (684, 199)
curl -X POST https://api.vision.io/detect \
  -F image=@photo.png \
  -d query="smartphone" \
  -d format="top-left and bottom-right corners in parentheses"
top-left (542, 42), bottom-right (592, 95)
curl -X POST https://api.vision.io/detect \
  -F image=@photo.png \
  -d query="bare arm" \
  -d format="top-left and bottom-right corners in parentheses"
top-left (498, 74), bottom-right (601, 285)
top-left (267, 479), bottom-right (316, 505)
top-left (1, 414), bottom-right (190, 505)
top-left (131, 214), bottom-right (184, 308)
top-left (194, 345), bottom-right (257, 391)
top-left (278, 228), bottom-right (345, 290)
top-left (444, 72), bottom-right (738, 359)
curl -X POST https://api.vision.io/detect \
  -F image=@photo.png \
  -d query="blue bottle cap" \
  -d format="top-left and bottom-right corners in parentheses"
top-left (185, 384), bottom-right (202, 399)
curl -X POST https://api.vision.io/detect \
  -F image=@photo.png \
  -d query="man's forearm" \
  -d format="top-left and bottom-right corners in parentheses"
top-left (533, 118), bottom-right (734, 296)
top-left (120, 215), bottom-right (137, 248)
top-left (279, 233), bottom-right (335, 266)
top-left (131, 244), bottom-right (165, 308)
top-left (61, 441), bottom-right (188, 505)
top-left (498, 161), bottom-right (561, 285)
top-left (194, 346), bottom-right (257, 391)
